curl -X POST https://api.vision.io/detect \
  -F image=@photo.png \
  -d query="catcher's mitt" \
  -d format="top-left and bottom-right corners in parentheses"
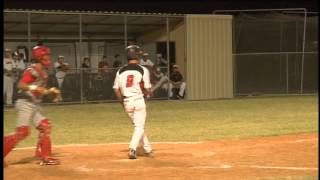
top-left (45, 87), bottom-right (62, 102)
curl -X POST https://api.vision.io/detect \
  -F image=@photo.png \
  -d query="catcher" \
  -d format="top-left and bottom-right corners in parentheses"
top-left (4, 45), bottom-right (62, 166)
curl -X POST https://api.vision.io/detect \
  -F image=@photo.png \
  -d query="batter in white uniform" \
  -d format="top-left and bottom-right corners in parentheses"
top-left (113, 45), bottom-right (154, 159)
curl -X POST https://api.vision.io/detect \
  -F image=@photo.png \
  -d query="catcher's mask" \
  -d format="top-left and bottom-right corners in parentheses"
top-left (126, 45), bottom-right (141, 61)
top-left (32, 45), bottom-right (52, 68)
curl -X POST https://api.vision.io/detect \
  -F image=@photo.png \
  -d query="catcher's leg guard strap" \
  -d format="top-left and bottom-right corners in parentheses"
top-left (4, 126), bottom-right (30, 157)
top-left (36, 119), bottom-right (52, 159)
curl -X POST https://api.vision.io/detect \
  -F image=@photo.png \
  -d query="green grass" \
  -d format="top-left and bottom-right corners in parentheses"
top-left (3, 95), bottom-right (318, 148)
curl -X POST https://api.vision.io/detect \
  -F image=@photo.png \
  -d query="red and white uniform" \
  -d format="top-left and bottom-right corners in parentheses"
top-left (15, 64), bottom-right (48, 126)
top-left (4, 45), bottom-right (59, 165)
top-left (4, 64), bottom-right (55, 163)
top-left (113, 63), bottom-right (153, 153)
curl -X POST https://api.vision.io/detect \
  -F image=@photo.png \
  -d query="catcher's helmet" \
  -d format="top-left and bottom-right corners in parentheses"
top-left (126, 45), bottom-right (141, 61)
top-left (32, 45), bottom-right (52, 68)
top-left (32, 45), bottom-right (50, 60)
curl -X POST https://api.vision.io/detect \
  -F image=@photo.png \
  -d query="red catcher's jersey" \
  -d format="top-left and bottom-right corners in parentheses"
top-left (18, 64), bottom-right (48, 102)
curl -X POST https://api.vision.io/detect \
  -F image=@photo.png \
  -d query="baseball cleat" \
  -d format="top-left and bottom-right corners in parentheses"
top-left (39, 157), bottom-right (60, 166)
top-left (128, 149), bottom-right (137, 159)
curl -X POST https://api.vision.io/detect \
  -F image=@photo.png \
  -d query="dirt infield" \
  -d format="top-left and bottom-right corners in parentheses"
top-left (4, 133), bottom-right (318, 180)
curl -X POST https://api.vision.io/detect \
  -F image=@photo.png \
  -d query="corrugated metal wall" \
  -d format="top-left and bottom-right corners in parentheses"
top-left (186, 15), bottom-right (233, 100)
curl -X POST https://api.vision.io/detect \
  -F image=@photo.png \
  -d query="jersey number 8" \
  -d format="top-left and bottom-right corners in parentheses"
top-left (126, 75), bottom-right (134, 87)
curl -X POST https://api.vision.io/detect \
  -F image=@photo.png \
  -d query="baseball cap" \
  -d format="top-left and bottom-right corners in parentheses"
top-left (58, 55), bottom-right (64, 59)
top-left (12, 51), bottom-right (19, 57)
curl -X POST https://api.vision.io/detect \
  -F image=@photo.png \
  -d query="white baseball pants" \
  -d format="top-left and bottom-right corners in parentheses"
top-left (4, 75), bottom-right (14, 105)
top-left (15, 99), bottom-right (46, 127)
top-left (123, 96), bottom-right (152, 153)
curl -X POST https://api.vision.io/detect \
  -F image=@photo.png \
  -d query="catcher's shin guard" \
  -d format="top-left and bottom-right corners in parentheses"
top-left (4, 126), bottom-right (30, 157)
top-left (35, 119), bottom-right (52, 159)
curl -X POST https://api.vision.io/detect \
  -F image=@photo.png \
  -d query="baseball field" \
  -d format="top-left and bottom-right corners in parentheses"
top-left (3, 95), bottom-right (319, 180)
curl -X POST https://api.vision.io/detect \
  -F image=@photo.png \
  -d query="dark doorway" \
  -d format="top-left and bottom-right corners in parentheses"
top-left (156, 41), bottom-right (176, 66)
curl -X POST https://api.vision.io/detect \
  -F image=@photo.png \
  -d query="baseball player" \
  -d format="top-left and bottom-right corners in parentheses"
top-left (13, 51), bottom-right (27, 80)
top-left (168, 64), bottom-right (186, 99)
top-left (3, 45), bottom-right (61, 166)
top-left (54, 55), bottom-right (69, 89)
top-left (113, 45), bottom-right (154, 159)
top-left (140, 52), bottom-right (154, 68)
top-left (150, 67), bottom-right (169, 93)
top-left (4, 48), bottom-right (16, 105)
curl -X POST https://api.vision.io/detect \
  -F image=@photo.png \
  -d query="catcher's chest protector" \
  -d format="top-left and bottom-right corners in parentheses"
top-left (28, 65), bottom-right (48, 87)
top-left (18, 65), bottom-right (48, 101)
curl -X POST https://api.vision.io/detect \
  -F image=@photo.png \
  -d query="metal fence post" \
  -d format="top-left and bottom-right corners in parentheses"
top-left (300, 9), bottom-right (307, 94)
top-left (166, 16), bottom-right (170, 100)
top-left (286, 53), bottom-right (289, 94)
top-left (79, 14), bottom-right (83, 103)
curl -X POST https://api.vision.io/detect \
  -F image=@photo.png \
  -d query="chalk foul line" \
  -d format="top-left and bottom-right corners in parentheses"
top-left (74, 164), bottom-right (317, 173)
top-left (13, 141), bottom-right (203, 150)
top-left (13, 138), bottom-right (317, 151)
top-left (248, 165), bottom-right (318, 171)
top-left (191, 165), bottom-right (318, 171)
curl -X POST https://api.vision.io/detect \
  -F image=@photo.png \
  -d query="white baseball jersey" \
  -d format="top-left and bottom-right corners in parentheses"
top-left (54, 62), bottom-right (69, 78)
top-left (15, 60), bottom-right (26, 71)
top-left (4, 58), bottom-right (15, 105)
top-left (4, 58), bottom-right (16, 72)
top-left (139, 59), bottom-right (154, 67)
top-left (113, 63), bottom-right (153, 153)
top-left (113, 63), bottom-right (151, 98)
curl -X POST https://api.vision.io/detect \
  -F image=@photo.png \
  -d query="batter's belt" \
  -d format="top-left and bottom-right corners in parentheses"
top-left (122, 95), bottom-right (144, 102)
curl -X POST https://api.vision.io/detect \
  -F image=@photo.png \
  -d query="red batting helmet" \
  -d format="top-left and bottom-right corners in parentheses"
top-left (32, 45), bottom-right (50, 60)
top-left (32, 45), bottom-right (52, 68)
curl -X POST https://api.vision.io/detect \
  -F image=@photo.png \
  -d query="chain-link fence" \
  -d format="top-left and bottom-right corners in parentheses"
top-left (4, 10), bottom-right (184, 106)
top-left (6, 67), bottom-right (171, 106)
top-left (234, 52), bottom-right (318, 95)
top-left (225, 10), bottom-right (318, 95)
